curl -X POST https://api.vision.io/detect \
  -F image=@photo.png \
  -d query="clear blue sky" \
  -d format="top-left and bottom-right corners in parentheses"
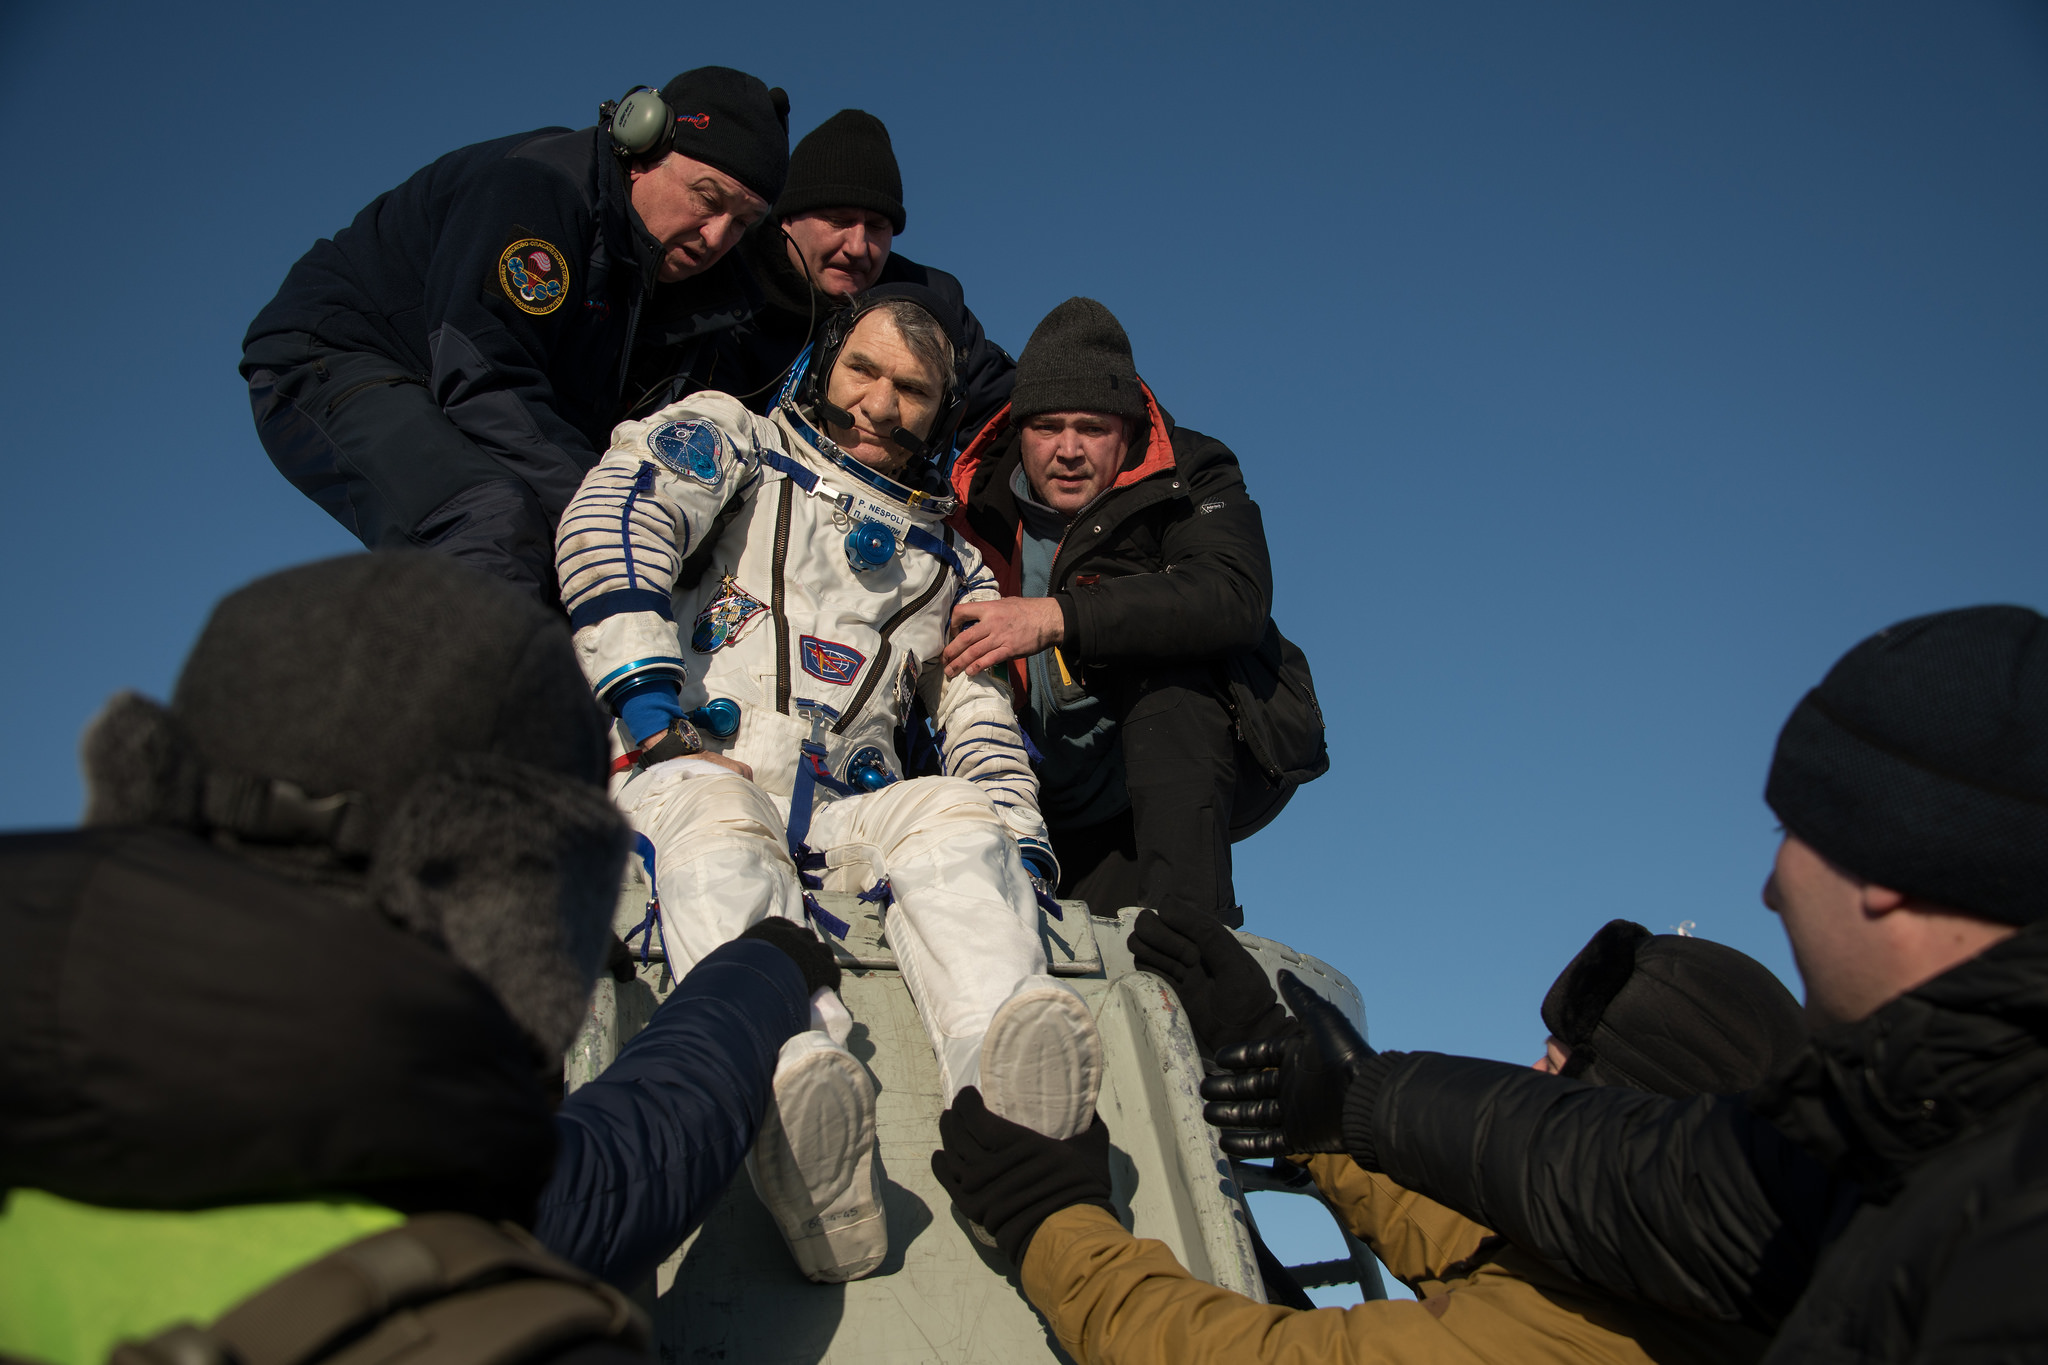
top-left (3, 0), bottom-right (2044, 1305)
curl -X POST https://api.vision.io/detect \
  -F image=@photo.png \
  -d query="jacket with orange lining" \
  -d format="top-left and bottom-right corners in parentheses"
top-left (948, 385), bottom-right (1273, 707)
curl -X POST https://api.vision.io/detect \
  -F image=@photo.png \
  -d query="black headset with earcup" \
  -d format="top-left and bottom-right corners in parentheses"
top-left (600, 86), bottom-right (677, 162)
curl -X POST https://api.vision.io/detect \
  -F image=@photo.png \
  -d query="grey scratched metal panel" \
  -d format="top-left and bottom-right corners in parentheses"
top-left (1088, 907), bottom-right (1367, 1039)
top-left (821, 891), bottom-right (1100, 976)
top-left (1094, 971), bottom-right (1265, 1300)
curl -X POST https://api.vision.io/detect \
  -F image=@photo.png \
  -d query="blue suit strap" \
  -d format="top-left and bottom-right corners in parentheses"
top-left (625, 833), bottom-right (667, 960)
top-left (785, 744), bottom-right (819, 863)
top-left (756, 448), bottom-right (819, 494)
top-left (784, 739), bottom-right (851, 939)
top-left (759, 444), bottom-right (960, 579)
top-left (569, 588), bottom-right (674, 631)
top-left (904, 525), bottom-right (964, 580)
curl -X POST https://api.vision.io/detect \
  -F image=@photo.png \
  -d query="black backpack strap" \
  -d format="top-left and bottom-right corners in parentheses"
top-left (111, 1215), bottom-right (647, 1365)
top-left (1223, 619), bottom-right (1329, 789)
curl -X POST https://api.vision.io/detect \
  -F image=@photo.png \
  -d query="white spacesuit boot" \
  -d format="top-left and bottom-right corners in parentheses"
top-left (617, 766), bottom-right (888, 1281)
top-left (747, 987), bottom-right (888, 1283)
top-left (977, 975), bottom-right (1104, 1141)
top-left (957, 975), bottom-right (1104, 1253)
top-left (806, 776), bottom-right (1105, 1135)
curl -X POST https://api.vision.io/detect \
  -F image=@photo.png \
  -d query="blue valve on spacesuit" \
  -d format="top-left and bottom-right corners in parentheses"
top-left (844, 519), bottom-right (898, 574)
top-left (685, 698), bottom-right (741, 738)
top-left (845, 746), bottom-right (897, 792)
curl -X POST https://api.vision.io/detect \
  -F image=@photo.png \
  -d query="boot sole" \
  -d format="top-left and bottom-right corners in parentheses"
top-left (980, 981), bottom-right (1103, 1141)
top-left (752, 1042), bottom-right (887, 1283)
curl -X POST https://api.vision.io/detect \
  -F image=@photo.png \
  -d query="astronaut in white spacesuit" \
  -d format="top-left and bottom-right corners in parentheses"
top-left (555, 284), bottom-right (1102, 1284)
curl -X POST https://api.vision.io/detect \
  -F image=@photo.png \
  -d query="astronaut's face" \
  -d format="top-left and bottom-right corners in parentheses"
top-left (823, 310), bottom-right (945, 476)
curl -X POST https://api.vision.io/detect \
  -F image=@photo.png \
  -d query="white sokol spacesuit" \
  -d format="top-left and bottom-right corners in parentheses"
top-left (555, 320), bottom-right (1100, 1282)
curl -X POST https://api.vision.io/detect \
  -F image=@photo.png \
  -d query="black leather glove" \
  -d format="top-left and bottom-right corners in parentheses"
top-left (1128, 906), bottom-right (1292, 1053)
top-left (740, 917), bottom-right (841, 998)
top-left (1200, 971), bottom-right (1380, 1158)
top-left (930, 1086), bottom-right (1115, 1267)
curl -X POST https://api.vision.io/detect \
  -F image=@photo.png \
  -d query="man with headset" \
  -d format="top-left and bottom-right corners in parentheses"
top-left (554, 283), bottom-right (1102, 1289)
top-left (627, 109), bottom-right (1013, 442)
top-left (241, 68), bottom-right (789, 609)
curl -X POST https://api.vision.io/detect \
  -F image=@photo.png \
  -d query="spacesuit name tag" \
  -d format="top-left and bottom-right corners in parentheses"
top-left (827, 486), bottom-right (914, 538)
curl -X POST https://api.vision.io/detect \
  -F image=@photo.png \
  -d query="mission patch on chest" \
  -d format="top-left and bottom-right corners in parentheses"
top-left (801, 635), bottom-right (866, 685)
top-left (497, 238), bottom-right (568, 316)
top-left (691, 577), bottom-right (768, 653)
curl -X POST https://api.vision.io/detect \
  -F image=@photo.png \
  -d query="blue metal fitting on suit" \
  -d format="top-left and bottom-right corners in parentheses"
top-left (844, 519), bottom-right (898, 574)
top-left (685, 698), bottom-right (741, 738)
top-left (846, 746), bottom-right (897, 792)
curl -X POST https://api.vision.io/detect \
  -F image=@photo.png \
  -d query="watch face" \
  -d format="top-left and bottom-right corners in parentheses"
top-left (642, 717), bottom-right (704, 765)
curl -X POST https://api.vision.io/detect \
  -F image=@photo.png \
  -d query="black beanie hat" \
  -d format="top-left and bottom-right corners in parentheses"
top-left (1541, 920), bottom-right (1808, 1097)
top-left (166, 551), bottom-right (608, 845)
top-left (1010, 297), bottom-right (1146, 423)
top-left (777, 109), bottom-right (906, 234)
top-left (1765, 605), bottom-right (2048, 926)
top-left (657, 66), bottom-right (792, 203)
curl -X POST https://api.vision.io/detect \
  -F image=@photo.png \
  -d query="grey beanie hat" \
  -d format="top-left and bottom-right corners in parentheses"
top-left (79, 551), bottom-right (625, 1058)
top-left (1009, 297), bottom-right (1146, 423)
top-left (169, 552), bottom-right (606, 834)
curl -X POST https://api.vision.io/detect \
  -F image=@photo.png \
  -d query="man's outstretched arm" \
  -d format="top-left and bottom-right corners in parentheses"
top-left (535, 935), bottom-right (809, 1288)
top-left (1358, 1052), bottom-right (1855, 1331)
top-left (1204, 976), bottom-right (1859, 1332)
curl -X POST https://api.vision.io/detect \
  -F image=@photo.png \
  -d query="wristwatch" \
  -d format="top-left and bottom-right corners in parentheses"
top-left (639, 716), bottom-right (706, 766)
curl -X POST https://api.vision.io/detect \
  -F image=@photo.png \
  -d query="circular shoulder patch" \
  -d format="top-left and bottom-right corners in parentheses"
top-left (648, 419), bottom-right (725, 484)
top-left (498, 238), bottom-right (569, 316)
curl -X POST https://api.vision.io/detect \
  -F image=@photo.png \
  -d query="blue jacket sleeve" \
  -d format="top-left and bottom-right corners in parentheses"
top-left (534, 937), bottom-right (809, 1288)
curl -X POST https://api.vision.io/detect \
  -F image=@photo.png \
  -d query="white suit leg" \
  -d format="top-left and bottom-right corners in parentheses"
top-left (808, 776), bottom-right (1047, 1098)
top-left (616, 763), bottom-right (805, 974)
top-left (621, 761), bottom-right (886, 1282)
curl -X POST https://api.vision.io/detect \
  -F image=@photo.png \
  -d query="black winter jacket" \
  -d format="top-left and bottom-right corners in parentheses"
top-left (0, 825), bottom-right (558, 1220)
top-left (948, 385), bottom-right (1273, 706)
top-left (0, 824), bottom-right (806, 1296)
top-left (626, 221), bottom-right (1014, 439)
top-left (1352, 923), bottom-right (2048, 1362)
top-left (245, 126), bottom-right (757, 533)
